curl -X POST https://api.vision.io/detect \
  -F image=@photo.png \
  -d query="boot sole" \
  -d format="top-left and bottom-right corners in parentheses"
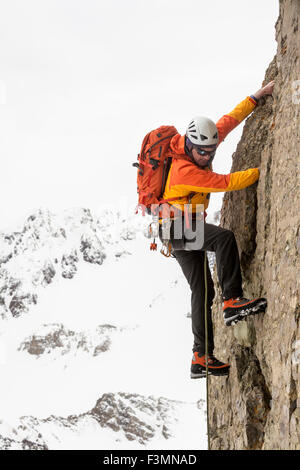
top-left (224, 299), bottom-right (267, 327)
top-left (190, 369), bottom-right (230, 379)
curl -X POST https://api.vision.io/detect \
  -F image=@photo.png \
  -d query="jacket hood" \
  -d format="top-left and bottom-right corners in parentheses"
top-left (170, 134), bottom-right (186, 155)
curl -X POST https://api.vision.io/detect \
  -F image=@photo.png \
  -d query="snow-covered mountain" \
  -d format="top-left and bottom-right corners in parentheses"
top-left (0, 208), bottom-right (138, 320)
top-left (0, 208), bottom-right (212, 450)
top-left (0, 393), bottom-right (205, 450)
top-left (18, 323), bottom-right (122, 359)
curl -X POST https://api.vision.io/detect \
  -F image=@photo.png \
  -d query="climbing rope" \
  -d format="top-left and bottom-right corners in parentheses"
top-left (204, 250), bottom-right (211, 450)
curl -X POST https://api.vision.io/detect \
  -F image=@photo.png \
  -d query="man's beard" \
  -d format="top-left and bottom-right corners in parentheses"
top-left (192, 156), bottom-right (214, 168)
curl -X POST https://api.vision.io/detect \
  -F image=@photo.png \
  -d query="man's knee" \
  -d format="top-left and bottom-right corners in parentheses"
top-left (219, 227), bottom-right (235, 242)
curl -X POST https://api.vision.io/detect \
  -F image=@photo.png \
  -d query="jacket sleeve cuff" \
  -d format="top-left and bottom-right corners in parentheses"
top-left (249, 95), bottom-right (259, 105)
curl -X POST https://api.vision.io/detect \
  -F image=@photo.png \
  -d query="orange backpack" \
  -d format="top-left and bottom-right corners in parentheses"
top-left (133, 125), bottom-right (178, 217)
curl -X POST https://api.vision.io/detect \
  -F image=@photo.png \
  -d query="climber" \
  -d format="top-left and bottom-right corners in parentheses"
top-left (159, 80), bottom-right (274, 379)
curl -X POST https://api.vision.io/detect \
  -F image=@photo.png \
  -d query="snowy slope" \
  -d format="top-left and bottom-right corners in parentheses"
top-left (0, 394), bottom-right (206, 450)
top-left (0, 208), bottom-right (211, 450)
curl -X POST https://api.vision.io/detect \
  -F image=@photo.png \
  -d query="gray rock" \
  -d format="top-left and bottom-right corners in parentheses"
top-left (209, 1), bottom-right (300, 450)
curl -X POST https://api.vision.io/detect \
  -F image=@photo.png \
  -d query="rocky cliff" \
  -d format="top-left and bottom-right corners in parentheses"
top-left (209, 0), bottom-right (300, 450)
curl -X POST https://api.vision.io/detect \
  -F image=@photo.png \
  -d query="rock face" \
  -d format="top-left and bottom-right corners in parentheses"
top-left (209, 0), bottom-right (300, 450)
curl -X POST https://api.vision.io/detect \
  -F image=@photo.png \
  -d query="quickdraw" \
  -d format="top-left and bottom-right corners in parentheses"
top-left (160, 241), bottom-right (172, 257)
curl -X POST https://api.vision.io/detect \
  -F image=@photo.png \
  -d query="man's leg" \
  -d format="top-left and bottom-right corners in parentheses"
top-left (172, 250), bottom-right (215, 356)
top-left (180, 220), bottom-right (267, 326)
top-left (184, 221), bottom-right (243, 301)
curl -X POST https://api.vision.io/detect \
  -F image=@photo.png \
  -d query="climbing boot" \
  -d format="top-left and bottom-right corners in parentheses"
top-left (191, 352), bottom-right (230, 379)
top-left (223, 296), bottom-right (267, 326)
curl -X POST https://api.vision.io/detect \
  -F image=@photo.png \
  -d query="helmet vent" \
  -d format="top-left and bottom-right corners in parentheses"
top-left (186, 116), bottom-right (218, 147)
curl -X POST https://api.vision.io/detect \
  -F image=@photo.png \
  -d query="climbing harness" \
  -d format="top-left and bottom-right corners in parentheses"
top-left (145, 214), bottom-right (174, 256)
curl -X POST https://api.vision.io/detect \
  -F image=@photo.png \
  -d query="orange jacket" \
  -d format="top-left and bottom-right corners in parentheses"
top-left (162, 96), bottom-right (259, 215)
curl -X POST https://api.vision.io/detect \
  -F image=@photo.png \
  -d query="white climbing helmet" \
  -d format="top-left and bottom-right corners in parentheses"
top-left (186, 116), bottom-right (218, 147)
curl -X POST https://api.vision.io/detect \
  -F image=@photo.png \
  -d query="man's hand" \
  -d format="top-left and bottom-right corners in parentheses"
top-left (253, 80), bottom-right (275, 100)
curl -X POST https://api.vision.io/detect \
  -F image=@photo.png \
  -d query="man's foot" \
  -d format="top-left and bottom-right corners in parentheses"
top-left (190, 352), bottom-right (230, 379)
top-left (223, 297), bottom-right (267, 326)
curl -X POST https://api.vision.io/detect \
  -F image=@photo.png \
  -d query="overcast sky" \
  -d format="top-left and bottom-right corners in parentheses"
top-left (0, 0), bottom-right (278, 229)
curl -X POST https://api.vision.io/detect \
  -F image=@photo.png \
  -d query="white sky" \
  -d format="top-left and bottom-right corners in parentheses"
top-left (0, 0), bottom-right (278, 229)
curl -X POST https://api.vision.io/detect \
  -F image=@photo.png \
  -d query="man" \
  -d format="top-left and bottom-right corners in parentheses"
top-left (160, 81), bottom-right (274, 379)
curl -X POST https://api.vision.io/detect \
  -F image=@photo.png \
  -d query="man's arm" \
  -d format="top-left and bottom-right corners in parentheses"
top-left (169, 159), bottom-right (259, 194)
top-left (216, 80), bottom-right (275, 146)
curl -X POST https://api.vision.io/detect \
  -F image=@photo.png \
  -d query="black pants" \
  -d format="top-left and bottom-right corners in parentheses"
top-left (164, 220), bottom-right (243, 355)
